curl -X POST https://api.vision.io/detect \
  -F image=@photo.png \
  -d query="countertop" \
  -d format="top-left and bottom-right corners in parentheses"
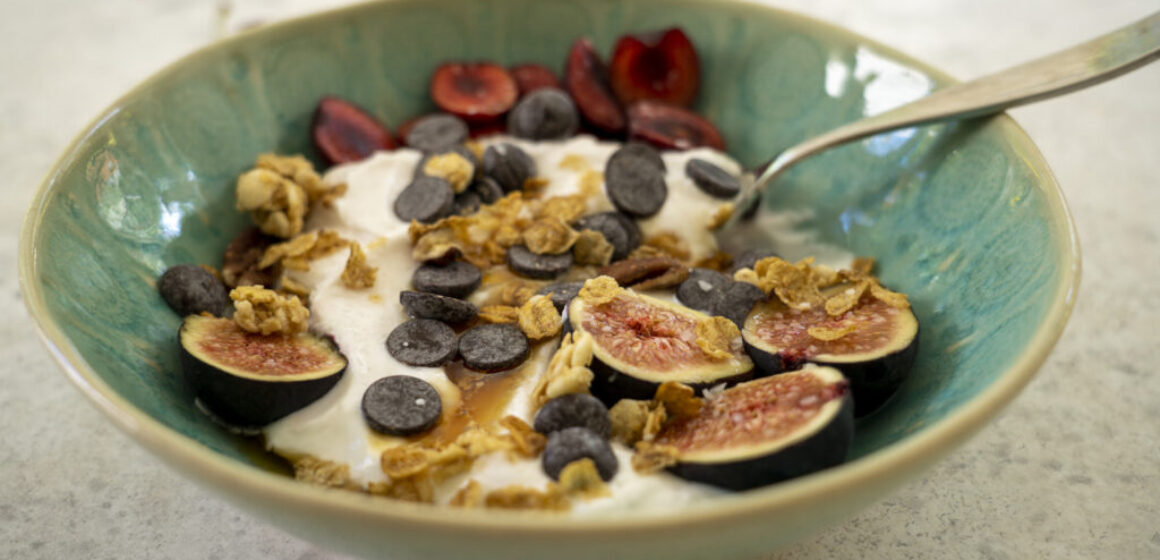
top-left (2, 0), bottom-right (1156, 558)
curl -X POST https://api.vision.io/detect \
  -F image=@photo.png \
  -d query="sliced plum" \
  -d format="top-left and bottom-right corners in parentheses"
top-left (564, 38), bottom-right (626, 136)
top-left (742, 287), bottom-right (919, 416)
top-left (311, 96), bottom-right (397, 166)
top-left (430, 62), bottom-right (518, 123)
top-left (608, 28), bottom-right (700, 107)
top-left (568, 286), bottom-right (753, 404)
top-left (627, 100), bottom-right (725, 151)
top-left (653, 365), bottom-right (853, 490)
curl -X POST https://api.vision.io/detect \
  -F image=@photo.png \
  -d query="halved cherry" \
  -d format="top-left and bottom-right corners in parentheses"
top-left (510, 63), bottom-right (561, 96)
top-left (430, 62), bottom-right (518, 123)
top-left (626, 100), bottom-right (725, 151)
top-left (564, 38), bottom-right (626, 136)
top-left (609, 28), bottom-right (700, 107)
top-left (311, 96), bottom-right (396, 165)
top-left (468, 120), bottom-right (509, 139)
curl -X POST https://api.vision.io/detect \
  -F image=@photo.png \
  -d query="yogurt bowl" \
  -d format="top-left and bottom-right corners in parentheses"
top-left (19, 0), bottom-right (1079, 558)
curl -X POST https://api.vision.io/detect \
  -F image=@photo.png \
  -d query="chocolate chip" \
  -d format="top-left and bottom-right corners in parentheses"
top-left (542, 427), bottom-right (618, 482)
top-left (453, 190), bottom-right (482, 215)
top-left (399, 291), bottom-right (478, 324)
top-left (482, 143), bottom-right (536, 192)
top-left (574, 211), bottom-right (641, 261)
top-left (158, 265), bottom-right (230, 317)
top-left (611, 141), bottom-right (665, 172)
top-left (534, 394), bottom-right (611, 438)
top-left (361, 376), bottom-right (443, 436)
top-left (507, 244), bottom-right (573, 279)
top-left (605, 145), bottom-right (667, 217)
top-left (507, 88), bottom-right (580, 140)
top-left (412, 261), bottom-right (482, 298)
top-left (729, 248), bottom-right (779, 273)
top-left (404, 114), bottom-right (469, 152)
top-left (386, 319), bottom-right (458, 367)
top-left (470, 176), bottom-right (505, 204)
top-left (393, 176), bottom-right (454, 224)
top-left (685, 158), bottom-right (740, 199)
top-left (710, 281), bottom-right (767, 326)
top-left (458, 323), bottom-right (529, 373)
top-left (676, 268), bottom-right (733, 313)
top-left (536, 281), bottom-right (585, 311)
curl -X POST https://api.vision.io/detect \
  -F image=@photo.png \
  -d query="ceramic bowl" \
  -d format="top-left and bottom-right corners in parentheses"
top-left (19, 0), bottom-right (1079, 558)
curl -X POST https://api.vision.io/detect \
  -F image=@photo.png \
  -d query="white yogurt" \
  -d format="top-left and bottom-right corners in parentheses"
top-left (264, 135), bottom-right (846, 512)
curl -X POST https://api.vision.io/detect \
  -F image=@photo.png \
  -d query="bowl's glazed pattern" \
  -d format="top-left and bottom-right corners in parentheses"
top-left (22, 0), bottom-right (1077, 558)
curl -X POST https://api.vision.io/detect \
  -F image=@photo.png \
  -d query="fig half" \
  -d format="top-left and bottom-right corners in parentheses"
top-left (742, 290), bottom-right (919, 417)
top-left (179, 315), bottom-right (346, 427)
top-left (654, 365), bottom-right (853, 490)
top-left (567, 289), bottom-right (753, 403)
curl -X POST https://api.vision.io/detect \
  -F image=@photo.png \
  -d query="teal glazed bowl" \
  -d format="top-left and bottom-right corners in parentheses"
top-left (19, 0), bottom-right (1079, 558)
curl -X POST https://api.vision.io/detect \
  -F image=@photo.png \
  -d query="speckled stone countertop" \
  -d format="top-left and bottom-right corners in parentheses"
top-left (2, 0), bottom-right (1157, 558)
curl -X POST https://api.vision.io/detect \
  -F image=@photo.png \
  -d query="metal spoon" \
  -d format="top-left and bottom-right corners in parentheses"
top-left (729, 11), bottom-right (1160, 225)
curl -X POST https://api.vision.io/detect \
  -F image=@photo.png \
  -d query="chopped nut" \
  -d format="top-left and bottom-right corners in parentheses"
top-left (423, 152), bottom-right (475, 193)
top-left (484, 484), bottom-right (570, 511)
top-left (530, 332), bottom-right (595, 410)
top-left (499, 415), bottom-right (547, 459)
top-left (230, 285), bottom-right (309, 335)
top-left (517, 295), bottom-right (562, 340)
top-left (609, 399), bottom-right (651, 446)
top-left (572, 229), bottom-right (614, 266)
top-left (341, 242), bottom-right (377, 289)
top-left (631, 442), bottom-right (680, 474)
top-left (236, 166), bottom-right (309, 238)
top-left (293, 456), bottom-right (354, 488)
top-left (522, 217), bottom-right (580, 255)
top-left (522, 176), bottom-right (551, 194)
top-left (707, 203), bottom-right (735, 230)
top-left (808, 323), bottom-right (861, 341)
top-left (577, 276), bottom-right (621, 306)
top-left (449, 480), bottom-right (484, 508)
top-left (479, 305), bottom-right (520, 324)
top-left (654, 381), bottom-right (704, 419)
top-left (598, 257), bottom-right (688, 291)
top-left (694, 316), bottom-right (741, 361)
top-left (557, 458), bottom-right (611, 499)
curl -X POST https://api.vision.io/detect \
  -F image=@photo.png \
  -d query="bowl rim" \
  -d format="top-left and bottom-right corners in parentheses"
top-left (18, 0), bottom-right (1081, 534)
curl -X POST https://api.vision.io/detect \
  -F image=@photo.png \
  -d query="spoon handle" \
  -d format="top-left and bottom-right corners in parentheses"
top-left (746, 11), bottom-right (1160, 200)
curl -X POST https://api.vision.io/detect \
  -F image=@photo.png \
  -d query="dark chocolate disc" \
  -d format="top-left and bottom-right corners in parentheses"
top-left (574, 212), bottom-right (641, 262)
top-left (685, 158), bottom-right (740, 199)
top-left (610, 141), bottom-right (665, 172)
top-left (361, 376), bottom-right (443, 436)
top-left (399, 291), bottom-right (478, 324)
top-left (471, 176), bottom-right (505, 204)
top-left (158, 264), bottom-right (230, 317)
top-left (453, 190), bottom-right (482, 215)
top-left (605, 145), bottom-right (667, 217)
top-left (412, 261), bottom-right (482, 298)
top-left (541, 427), bottom-right (618, 481)
top-left (676, 268), bottom-right (733, 313)
top-left (729, 248), bottom-right (779, 274)
top-left (394, 176), bottom-right (455, 224)
top-left (536, 281), bottom-right (585, 312)
top-left (710, 280), bottom-right (767, 326)
top-left (458, 323), bottom-right (530, 373)
top-left (404, 114), bottom-right (469, 152)
top-left (534, 394), bottom-right (611, 438)
top-left (507, 88), bottom-right (580, 140)
top-left (385, 319), bottom-right (458, 367)
top-left (482, 143), bottom-right (536, 192)
top-left (507, 244), bottom-right (573, 279)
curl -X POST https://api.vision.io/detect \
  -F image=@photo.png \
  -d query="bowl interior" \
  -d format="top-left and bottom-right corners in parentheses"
top-left (27, 0), bottom-right (1072, 490)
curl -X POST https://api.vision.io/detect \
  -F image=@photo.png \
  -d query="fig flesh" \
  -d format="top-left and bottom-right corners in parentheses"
top-left (567, 289), bottom-right (753, 403)
top-left (742, 289), bottom-right (919, 417)
top-left (179, 315), bottom-right (346, 427)
top-left (654, 365), bottom-right (853, 490)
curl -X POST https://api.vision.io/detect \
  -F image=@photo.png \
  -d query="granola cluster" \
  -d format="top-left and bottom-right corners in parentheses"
top-left (230, 285), bottom-right (309, 335)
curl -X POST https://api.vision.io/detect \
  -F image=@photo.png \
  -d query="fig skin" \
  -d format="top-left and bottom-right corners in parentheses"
top-left (662, 367), bottom-right (854, 490)
top-left (567, 291), bottom-right (753, 405)
top-left (742, 296), bottom-right (920, 417)
top-left (179, 316), bottom-right (345, 427)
